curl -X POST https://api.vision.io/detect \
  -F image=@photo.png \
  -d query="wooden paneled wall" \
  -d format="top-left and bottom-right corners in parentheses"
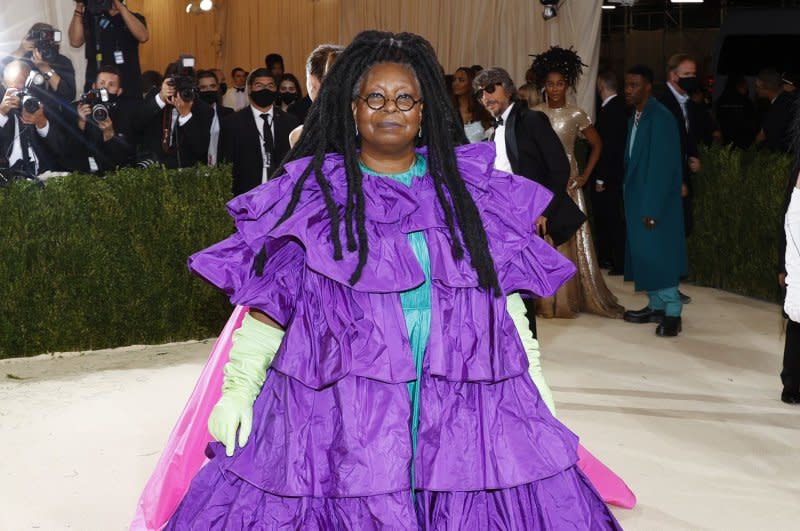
top-left (129, 0), bottom-right (339, 86)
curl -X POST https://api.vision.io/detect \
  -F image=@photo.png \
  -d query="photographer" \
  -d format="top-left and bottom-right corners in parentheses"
top-left (134, 60), bottom-right (212, 168)
top-left (64, 66), bottom-right (136, 173)
top-left (0, 61), bottom-right (64, 176)
top-left (69, 0), bottom-right (148, 100)
top-left (1, 23), bottom-right (77, 105)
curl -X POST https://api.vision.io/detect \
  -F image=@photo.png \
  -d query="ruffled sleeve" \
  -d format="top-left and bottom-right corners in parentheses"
top-left (429, 142), bottom-right (577, 298)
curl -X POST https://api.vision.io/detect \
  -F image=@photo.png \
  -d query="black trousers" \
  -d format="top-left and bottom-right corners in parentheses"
top-left (591, 185), bottom-right (626, 271)
top-left (522, 297), bottom-right (538, 339)
top-left (783, 319), bottom-right (800, 392)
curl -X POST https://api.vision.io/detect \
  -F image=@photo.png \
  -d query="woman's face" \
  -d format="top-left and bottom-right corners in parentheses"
top-left (280, 79), bottom-right (297, 93)
top-left (452, 69), bottom-right (471, 97)
top-left (545, 72), bottom-right (568, 104)
top-left (352, 62), bottom-right (423, 156)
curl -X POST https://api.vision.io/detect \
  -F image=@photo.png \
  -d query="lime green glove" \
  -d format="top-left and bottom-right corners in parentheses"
top-left (506, 293), bottom-right (557, 417)
top-left (208, 313), bottom-right (284, 457)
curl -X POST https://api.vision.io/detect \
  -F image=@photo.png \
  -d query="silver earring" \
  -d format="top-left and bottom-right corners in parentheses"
top-left (418, 125), bottom-right (423, 138)
top-left (355, 123), bottom-right (359, 137)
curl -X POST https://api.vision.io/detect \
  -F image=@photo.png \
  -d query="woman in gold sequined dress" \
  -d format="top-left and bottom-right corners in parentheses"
top-left (532, 47), bottom-right (624, 319)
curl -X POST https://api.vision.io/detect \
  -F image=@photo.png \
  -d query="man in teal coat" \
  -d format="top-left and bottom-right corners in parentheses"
top-left (622, 65), bottom-right (688, 337)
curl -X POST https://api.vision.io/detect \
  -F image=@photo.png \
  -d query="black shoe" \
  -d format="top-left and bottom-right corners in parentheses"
top-left (623, 306), bottom-right (665, 324)
top-left (679, 290), bottom-right (692, 304)
top-left (656, 316), bottom-right (682, 337)
top-left (608, 268), bottom-right (624, 276)
top-left (781, 390), bottom-right (800, 404)
top-left (599, 259), bottom-right (613, 269)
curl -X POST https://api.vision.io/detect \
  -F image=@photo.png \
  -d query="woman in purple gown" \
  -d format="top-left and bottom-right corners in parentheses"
top-left (165, 31), bottom-right (621, 530)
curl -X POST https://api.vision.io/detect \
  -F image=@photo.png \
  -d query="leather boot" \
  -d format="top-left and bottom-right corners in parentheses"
top-left (623, 306), bottom-right (665, 324)
top-left (656, 316), bottom-right (682, 337)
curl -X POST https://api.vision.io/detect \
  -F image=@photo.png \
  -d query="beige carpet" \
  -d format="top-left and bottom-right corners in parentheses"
top-left (0, 274), bottom-right (797, 530)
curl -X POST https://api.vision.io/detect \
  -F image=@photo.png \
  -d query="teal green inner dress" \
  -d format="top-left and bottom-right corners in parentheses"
top-left (359, 155), bottom-right (430, 491)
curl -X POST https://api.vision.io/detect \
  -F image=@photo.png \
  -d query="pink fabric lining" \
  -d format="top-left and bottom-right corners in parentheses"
top-left (129, 306), bottom-right (248, 530)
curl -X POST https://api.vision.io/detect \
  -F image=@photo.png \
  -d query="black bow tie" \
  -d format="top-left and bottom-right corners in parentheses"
top-left (235, 87), bottom-right (245, 93)
top-left (493, 116), bottom-right (504, 127)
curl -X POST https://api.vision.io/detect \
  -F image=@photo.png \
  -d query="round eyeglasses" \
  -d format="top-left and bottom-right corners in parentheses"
top-left (354, 92), bottom-right (423, 112)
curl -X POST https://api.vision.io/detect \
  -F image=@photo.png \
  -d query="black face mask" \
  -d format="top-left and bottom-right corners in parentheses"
top-left (677, 76), bottom-right (699, 94)
top-left (250, 88), bottom-right (277, 108)
top-left (199, 90), bottom-right (220, 105)
top-left (279, 92), bottom-right (298, 105)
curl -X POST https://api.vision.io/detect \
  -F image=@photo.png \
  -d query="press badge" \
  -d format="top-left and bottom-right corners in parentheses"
top-left (114, 50), bottom-right (125, 64)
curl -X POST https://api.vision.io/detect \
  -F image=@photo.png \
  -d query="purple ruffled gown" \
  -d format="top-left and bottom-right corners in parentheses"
top-left (166, 143), bottom-right (622, 530)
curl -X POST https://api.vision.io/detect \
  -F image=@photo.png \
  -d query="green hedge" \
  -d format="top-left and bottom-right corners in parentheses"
top-left (689, 145), bottom-right (792, 303)
top-left (0, 165), bottom-right (233, 359)
top-left (0, 147), bottom-right (791, 358)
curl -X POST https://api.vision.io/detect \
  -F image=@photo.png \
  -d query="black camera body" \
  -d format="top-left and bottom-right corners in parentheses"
top-left (166, 55), bottom-right (198, 102)
top-left (80, 88), bottom-right (116, 122)
top-left (28, 29), bottom-right (62, 63)
top-left (16, 71), bottom-right (47, 115)
top-left (77, 0), bottom-right (114, 16)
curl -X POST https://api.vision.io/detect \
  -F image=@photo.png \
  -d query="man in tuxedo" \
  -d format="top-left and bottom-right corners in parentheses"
top-left (592, 70), bottom-right (628, 275)
top-left (0, 60), bottom-right (63, 176)
top-left (473, 66), bottom-right (584, 337)
top-left (657, 53), bottom-right (702, 304)
top-left (220, 68), bottom-right (299, 196)
top-left (755, 68), bottom-right (797, 153)
top-left (135, 64), bottom-right (213, 169)
top-left (196, 69), bottom-right (233, 166)
top-left (222, 67), bottom-right (248, 111)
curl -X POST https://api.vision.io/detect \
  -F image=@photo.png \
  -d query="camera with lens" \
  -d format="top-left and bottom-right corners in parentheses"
top-left (76, 0), bottom-right (114, 16)
top-left (80, 88), bottom-right (116, 122)
top-left (166, 55), bottom-right (198, 102)
top-left (28, 28), bottom-right (62, 63)
top-left (15, 71), bottom-right (46, 115)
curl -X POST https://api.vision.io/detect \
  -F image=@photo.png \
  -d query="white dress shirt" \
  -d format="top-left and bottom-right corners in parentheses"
top-left (667, 82), bottom-right (689, 131)
top-left (492, 102), bottom-right (515, 173)
top-left (601, 94), bottom-right (618, 108)
top-left (251, 104), bottom-right (275, 184)
top-left (0, 112), bottom-right (48, 174)
top-left (208, 103), bottom-right (220, 166)
top-left (223, 86), bottom-right (248, 112)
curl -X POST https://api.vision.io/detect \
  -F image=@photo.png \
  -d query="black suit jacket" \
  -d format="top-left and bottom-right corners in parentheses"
top-left (0, 112), bottom-right (63, 174)
top-left (134, 91), bottom-right (213, 168)
top-left (502, 102), bottom-right (585, 246)
top-left (221, 106), bottom-right (299, 197)
top-left (63, 99), bottom-right (138, 173)
top-left (763, 92), bottom-right (797, 152)
top-left (592, 95), bottom-right (629, 190)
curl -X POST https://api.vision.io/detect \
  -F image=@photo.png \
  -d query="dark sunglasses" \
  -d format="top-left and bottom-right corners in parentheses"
top-left (475, 82), bottom-right (503, 99)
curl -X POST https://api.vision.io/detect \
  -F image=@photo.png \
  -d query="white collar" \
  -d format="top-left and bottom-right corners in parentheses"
top-left (601, 94), bottom-right (617, 107)
top-left (251, 104), bottom-right (274, 120)
top-left (667, 81), bottom-right (689, 105)
top-left (498, 101), bottom-right (514, 124)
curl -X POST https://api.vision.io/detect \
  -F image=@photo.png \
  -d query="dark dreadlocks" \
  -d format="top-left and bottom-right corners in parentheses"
top-left (531, 46), bottom-right (587, 90)
top-left (269, 31), bottom-right (499, 294)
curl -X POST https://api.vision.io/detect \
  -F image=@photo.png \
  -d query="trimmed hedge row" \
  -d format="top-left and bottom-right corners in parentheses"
top-left (688, 145), bottom-right (792, 303)
top-left (0, 146), bottom-right (791, 358)
top-left (0, 165), bottom-right (234, 359)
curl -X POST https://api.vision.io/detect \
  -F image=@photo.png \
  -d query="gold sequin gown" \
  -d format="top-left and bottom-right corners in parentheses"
top-left (534, 103), bottom-right (624, 319)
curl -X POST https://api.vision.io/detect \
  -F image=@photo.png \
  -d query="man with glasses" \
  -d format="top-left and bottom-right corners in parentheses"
top-left (473, 67), bottom-right (584, 249)
top-left (220, 68), bottom-right (299, 196)
top-left (473, 67), bottom-right (584, 339)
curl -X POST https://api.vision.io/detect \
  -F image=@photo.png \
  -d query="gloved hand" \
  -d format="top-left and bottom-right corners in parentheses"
top-left (208, 312), bottom-right (284, 456)
top-left (506, 293), bottom-right (557, 417)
